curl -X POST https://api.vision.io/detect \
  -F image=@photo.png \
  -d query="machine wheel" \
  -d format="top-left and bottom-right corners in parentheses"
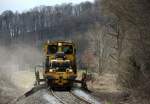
top-left (66, 86), bottom-right (71, 90)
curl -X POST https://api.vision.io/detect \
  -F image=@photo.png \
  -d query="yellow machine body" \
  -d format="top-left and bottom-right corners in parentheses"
top-left (42, 41), bottom-right (77, 88)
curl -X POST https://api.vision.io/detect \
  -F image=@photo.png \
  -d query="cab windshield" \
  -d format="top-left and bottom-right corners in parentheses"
top-left (47, 44), bottom-right (74, 54)
top-left (62, 45), bottom-right (73, 54)
top-left (47, 45), bottom-right (58, 54)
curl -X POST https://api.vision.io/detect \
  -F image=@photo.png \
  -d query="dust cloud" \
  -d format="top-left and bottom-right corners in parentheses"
top-left (0, 44), bottom-right (43, 104)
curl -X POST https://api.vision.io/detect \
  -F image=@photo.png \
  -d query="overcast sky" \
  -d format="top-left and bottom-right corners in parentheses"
top-left (0, 0), bottom-right (94, 13)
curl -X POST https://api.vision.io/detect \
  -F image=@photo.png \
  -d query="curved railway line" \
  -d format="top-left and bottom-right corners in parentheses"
top-left (50, 89), bottom-right (92, 104)
top-left (11, 86), bottom-right (97, 104)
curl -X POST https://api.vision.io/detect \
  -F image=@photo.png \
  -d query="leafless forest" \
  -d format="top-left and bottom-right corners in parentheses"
top-left (0, 0), bottom-right (150, 104)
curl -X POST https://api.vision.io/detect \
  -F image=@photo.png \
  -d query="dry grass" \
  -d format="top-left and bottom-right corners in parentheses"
top-left (85, 72), bottom-right (131, 104)
top-left (88, 73), bottom-right (121, 93)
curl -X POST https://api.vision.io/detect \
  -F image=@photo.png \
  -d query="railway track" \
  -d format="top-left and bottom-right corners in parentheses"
top-left (50, 89), bottom-right (92, 104)
top-left (10, 86), bottom-right (97, 104)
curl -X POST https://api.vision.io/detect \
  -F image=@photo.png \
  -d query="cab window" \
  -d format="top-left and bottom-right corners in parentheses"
top-left (63, 45), bottom-right (73, 54)
top-left (47, 45), bottom-right (57, 54)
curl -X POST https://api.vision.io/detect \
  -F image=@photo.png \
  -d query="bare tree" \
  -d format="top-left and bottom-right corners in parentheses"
top-left (100, 0), bottom-right (150, 100)
top-left (87, 24), bottom-right (114, 74)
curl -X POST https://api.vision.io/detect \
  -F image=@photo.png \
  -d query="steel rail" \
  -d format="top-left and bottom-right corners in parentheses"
top-left (70, 90), bottom-right (92, 104)
top-left (49, 89), bottom-right (68, 104)
top-left (49, 88), bottom-right (92, 104)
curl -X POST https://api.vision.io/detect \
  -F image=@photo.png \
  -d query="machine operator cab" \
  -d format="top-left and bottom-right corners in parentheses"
top-left (47, 42), bottom-right (74, 55)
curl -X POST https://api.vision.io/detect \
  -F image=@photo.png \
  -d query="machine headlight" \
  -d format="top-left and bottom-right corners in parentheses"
top-left (49, 69), bottom-right (54, 72)
top-left (68, 69), bottom-right (73, 72)
top-left (58, 43), bottom-right (62, 46)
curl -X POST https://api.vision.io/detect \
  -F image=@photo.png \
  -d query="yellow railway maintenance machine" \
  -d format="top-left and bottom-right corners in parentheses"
top-left (35, 40), bottom-right (87, 90)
